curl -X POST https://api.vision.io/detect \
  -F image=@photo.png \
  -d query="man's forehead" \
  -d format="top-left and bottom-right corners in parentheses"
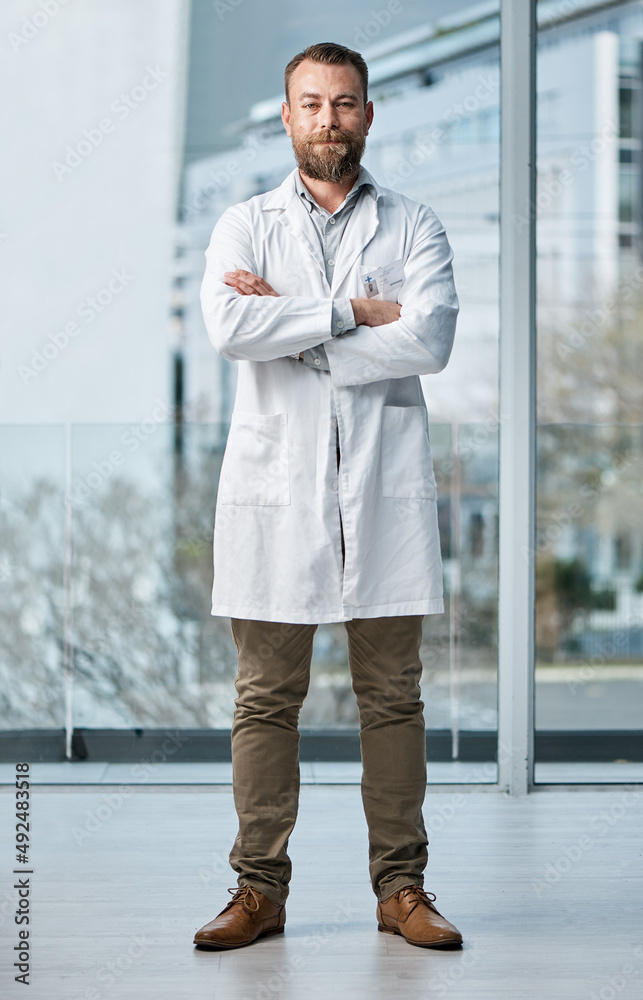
top-left (290, 59), bottom-right (363, 96)
top-left (298, 89), bottom-right (361, 101)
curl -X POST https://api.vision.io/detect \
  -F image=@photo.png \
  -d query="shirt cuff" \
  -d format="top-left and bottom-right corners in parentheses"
top-left (331, 297), bottom-right (356, 336)
top-left (301, 346), bottom-right (330, 371)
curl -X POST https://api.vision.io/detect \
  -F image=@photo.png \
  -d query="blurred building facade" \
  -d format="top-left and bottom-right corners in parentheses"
top-left (178, 0), bottom-right (640, 426)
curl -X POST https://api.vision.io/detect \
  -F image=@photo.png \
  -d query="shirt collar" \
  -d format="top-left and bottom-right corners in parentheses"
top-left (295, 165), bottom-right (376, 214)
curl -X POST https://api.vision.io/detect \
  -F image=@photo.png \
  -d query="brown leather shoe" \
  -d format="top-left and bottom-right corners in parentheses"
top-left (194, 885), bottom-right (286, 949)
top-left (377, 885), bottom-right (462, 948)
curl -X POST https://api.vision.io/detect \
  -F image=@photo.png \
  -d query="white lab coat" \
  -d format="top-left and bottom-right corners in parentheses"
top-left (200, 166), bottom-right (458, 624)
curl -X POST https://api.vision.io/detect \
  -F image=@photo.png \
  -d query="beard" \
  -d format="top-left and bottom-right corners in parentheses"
top-left (291, 127), bottom-right (366, 182)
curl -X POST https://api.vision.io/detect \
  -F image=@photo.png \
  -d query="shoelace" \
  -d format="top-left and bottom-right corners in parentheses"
top-left (394, 885), bottom-right (438, 916)
top-left (224, 885), bottom-right (262, 913)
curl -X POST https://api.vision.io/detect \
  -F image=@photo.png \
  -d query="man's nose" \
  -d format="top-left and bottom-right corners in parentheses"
top-left (319, 101), bottom-right (340, 131)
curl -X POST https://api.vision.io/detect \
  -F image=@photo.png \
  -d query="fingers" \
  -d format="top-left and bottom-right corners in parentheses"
top-left (350, 297), bottom-right (402, 326)
top-left (224, 270), bottom-right (279, 296)
top-left (378, 301), bottom-right (402, 323)
top-left (224, 273), bottom-right (257, 295)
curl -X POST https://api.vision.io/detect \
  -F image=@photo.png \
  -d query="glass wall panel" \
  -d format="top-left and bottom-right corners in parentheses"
top-left (0, 426), bottom-right (67, 729)
top-left (535, 2), bottom-right (643, 780)
top-left (66, 422), bottom-right (231, 729)
top-left (1, 420), bottom-right (498, 752)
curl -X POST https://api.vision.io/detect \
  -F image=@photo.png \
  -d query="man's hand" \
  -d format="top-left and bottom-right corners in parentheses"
top-left (224, 270), bottom-right (280, 297)
top-left (222, 273), bottom-right (399, 358)
top-left (224, 269), bottom-right (303, 358)
top-left (350, 298), bottom-right (401, 327)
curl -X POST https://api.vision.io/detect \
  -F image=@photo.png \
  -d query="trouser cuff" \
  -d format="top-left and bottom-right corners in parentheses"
top-left (378, 877), bottom-right (424, 903)
top-left (239, 879), bottom-right (288, 907)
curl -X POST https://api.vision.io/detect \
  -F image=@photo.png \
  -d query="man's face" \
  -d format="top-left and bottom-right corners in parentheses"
top-left (282, 59), bottom-right (374, 182)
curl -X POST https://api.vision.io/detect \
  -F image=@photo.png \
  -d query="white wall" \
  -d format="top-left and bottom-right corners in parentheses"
top-left (0, 0), bottom-right (189, 425)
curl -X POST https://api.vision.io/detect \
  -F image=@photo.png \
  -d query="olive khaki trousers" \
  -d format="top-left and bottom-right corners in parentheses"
top-left (228, 615), bottom-right (429, 906)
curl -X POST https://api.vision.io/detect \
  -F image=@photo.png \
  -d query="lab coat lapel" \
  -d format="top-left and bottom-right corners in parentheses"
top-left (331, 188), bottom-right (379, 295)
top-left (263, 172), bottom-right (327, 282)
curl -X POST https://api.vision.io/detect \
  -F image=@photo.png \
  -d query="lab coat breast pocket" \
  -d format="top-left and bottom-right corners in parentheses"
top-left (358, 259), bottom-right (405, 302)
top-left (218, 412), bottom-right (291, 506)
top-left (380, 405), bottom-right (437, 500)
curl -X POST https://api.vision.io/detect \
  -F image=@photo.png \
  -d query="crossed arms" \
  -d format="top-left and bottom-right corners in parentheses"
top-left (200, 201), bottom-right (459, 386)
top-left (223, 268), bottom-right (402, 348)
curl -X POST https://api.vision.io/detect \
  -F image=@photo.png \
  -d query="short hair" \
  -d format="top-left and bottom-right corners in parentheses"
top-left (284, 42), bottom-right (369, 106)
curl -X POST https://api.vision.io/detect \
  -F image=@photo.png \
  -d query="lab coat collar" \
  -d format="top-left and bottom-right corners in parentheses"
top-left (262, 166), bottom-right (387, 289)
top-left (294, 165), bottom-right (377, 214)
top-left (261, 165), bottom-right (386, 212)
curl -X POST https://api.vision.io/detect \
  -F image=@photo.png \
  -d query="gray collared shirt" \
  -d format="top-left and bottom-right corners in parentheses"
top-left (293, 168), bottom-right (376, 372)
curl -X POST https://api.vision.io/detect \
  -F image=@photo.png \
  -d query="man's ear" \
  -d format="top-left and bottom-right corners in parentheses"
top-left (282, 101), bottom-right (292, 136)
top-left (365, 99), bottom-right (374, 135)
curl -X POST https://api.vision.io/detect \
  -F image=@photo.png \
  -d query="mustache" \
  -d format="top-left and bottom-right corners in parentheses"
top-left (292, 125), bottom-right (366, 182)
top-left (305, 129), bottom-right (358, 146)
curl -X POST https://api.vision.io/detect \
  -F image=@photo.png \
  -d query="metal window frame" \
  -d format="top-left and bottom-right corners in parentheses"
top-left (3, 730), bottom-right (643, 767)
top-left (497, 0), bottom-right (537, 795)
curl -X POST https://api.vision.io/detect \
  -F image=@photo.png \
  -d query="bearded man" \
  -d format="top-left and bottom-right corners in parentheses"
top-left (194, 42), bottom-right (462, 951)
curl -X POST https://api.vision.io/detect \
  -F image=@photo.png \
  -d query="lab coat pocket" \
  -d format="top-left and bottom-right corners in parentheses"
top-left (381, 405), bottom-right (437, 500)
top-left (218, 411), bottom-right (291, 506)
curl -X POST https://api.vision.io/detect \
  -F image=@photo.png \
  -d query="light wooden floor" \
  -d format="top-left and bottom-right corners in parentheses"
top-left (1, 785), bottom-right (642, 999)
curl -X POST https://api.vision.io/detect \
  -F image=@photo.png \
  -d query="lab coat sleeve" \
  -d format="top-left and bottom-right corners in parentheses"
top-left (200, 203), bottom-right (334, 361)
top-left (325, 208), bottom-right (459, 386)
